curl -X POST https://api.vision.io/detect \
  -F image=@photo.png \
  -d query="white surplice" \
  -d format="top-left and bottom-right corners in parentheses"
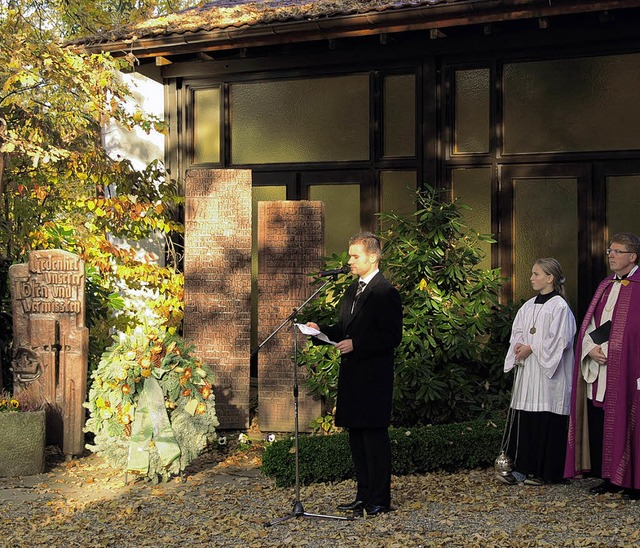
top-left (504, 294), bottom-right (576, 415)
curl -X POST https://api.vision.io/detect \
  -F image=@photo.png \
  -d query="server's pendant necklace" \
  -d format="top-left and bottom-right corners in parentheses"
top-left (530, 301), bottom-right (546, 334)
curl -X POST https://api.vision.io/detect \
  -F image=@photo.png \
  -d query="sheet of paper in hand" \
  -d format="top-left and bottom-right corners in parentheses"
top-left (295, 323), bottom-right (338, 346)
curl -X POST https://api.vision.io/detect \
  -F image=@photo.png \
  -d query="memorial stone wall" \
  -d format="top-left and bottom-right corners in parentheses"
top-left (182, 171), bottom-right (325, 432)
top-left (257, 201), bottom-right (323, 432)
top-left (183, 169), bottom-right (252, 429)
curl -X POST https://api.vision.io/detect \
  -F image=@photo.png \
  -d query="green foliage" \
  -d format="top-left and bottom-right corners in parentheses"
top-left (261, 419), bottom-right (505, 487)
top-left (261, 433), bottom-right (354, 488)
top-left (0, 0), bottom-right (198, 42)
top-left (382, 186), bottom-right (508, 425)
top-left (297, 186), bottom-right (515, 427)
top-left (309, 412), bottom-right (341, 435)
top-left (84, 323), bottom-right (219, 482)
top-left (0, 3), bottom-right (185, 378)
top-left (28, 159), bottom-right (186, 336)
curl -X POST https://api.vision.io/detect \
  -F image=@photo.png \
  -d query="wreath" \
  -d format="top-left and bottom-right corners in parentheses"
top-left (84, 325), bottom-right (219, 482)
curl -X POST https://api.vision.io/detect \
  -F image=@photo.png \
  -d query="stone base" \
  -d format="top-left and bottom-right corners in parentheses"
top-left (0, 410), bottom-right (45, 477)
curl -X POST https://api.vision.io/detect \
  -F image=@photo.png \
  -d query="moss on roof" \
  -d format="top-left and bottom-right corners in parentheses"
top-left (76, 0), bottom-right (462, 44)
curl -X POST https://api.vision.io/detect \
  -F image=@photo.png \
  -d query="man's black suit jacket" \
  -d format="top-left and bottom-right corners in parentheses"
top-left (320, 271), bottom-right (403, 429)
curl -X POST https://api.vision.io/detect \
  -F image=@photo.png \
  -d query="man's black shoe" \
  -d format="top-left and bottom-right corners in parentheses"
top-left (337, 500), bottom-right (365, 511)
top-left (589, 480), bottom-right (623, 495)
top-left (364, 504), bottom-right (392, 516)
top-left (622, 489), bottom-right (640, 500)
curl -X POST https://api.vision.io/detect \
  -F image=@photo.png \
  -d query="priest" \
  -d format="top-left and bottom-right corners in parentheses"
top-left (565, 232), bottom-right (640, 499)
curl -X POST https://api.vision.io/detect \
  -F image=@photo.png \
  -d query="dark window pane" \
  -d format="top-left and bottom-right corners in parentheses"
top-left (231, 76), bottom-right (369, 164)
top-left (504, 54), bottom-right (640, 153)
top-left (454, 68), bottom-right (490, 154)
top-left (514, 178), bottom-right (578, 308)
top-left (606, 175), bottom-right (640, 241)
top-left (451, 167), bottom-right (492, 270)
top-left (383, 74), bottom-right (416, 157)
top-left (381, 170), bottom-right (417, 217)
top-left (309, 184), bottom-right (361, 256)
top-left (193, 88), bottom-right (221, 163)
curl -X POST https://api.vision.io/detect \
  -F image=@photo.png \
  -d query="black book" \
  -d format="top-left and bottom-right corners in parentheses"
top-left (589, 320), bottom-right (611, 345)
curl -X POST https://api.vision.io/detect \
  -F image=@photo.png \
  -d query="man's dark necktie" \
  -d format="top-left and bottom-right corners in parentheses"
top-left (351, 280), bottom-right (366, 313)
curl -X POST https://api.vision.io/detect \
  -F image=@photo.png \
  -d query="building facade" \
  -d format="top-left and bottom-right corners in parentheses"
top-left (78, 0), bottom-right (640, 426)
top-left (79, 0), bottom-right (640, 315)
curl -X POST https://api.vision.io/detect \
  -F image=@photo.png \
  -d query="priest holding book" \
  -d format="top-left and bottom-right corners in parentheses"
top-left (565, 232), bottom-right (640, 499)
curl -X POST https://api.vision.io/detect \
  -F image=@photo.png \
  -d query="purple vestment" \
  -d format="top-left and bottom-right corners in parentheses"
top-left (565, 270), bottom-right (640, 488)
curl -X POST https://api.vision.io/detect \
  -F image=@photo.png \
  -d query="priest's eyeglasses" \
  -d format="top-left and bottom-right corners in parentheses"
top-left (606, 248), bottom-right (635, 255)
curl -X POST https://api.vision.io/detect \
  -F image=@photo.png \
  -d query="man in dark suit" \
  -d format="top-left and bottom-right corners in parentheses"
top-left (306, 232), bottom-right (403, 516)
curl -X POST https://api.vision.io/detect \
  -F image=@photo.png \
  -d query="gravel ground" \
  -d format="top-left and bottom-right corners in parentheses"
top-left (1, 446), bottom-right (639, 547)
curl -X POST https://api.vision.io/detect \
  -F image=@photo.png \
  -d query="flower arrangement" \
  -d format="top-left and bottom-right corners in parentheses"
top-left (84, 324), bottom-right (219, 482)
top-left (0, 393), bottom-right (20, 412)
top-left (0, 390), bottom-right (43, 413)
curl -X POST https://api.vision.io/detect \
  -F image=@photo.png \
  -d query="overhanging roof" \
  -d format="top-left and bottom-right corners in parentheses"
top-left (72, 0), bottom-right (640, 59)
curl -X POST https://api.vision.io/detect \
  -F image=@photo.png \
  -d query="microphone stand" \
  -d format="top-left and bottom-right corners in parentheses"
top-left (253, 274), bottom-right (352, 527)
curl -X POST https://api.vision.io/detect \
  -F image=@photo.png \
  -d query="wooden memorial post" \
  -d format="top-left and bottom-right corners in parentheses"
top-left (9, 250), bottom-right (89, 457)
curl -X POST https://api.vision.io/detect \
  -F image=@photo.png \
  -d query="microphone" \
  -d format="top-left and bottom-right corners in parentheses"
top-left (317, 265), bottom-right (351, 277)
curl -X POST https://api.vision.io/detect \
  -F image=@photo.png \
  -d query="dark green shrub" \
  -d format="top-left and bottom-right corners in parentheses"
top-left (261, 418), bottom-right (505, 487)
top-left (261, 432), bottom-right (354, 487)
top-left (381, 187), bottom-right (508, 425)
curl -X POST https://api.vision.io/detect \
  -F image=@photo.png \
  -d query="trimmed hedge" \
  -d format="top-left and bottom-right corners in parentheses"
top-left (261, 418), bottom-right (505, 487)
